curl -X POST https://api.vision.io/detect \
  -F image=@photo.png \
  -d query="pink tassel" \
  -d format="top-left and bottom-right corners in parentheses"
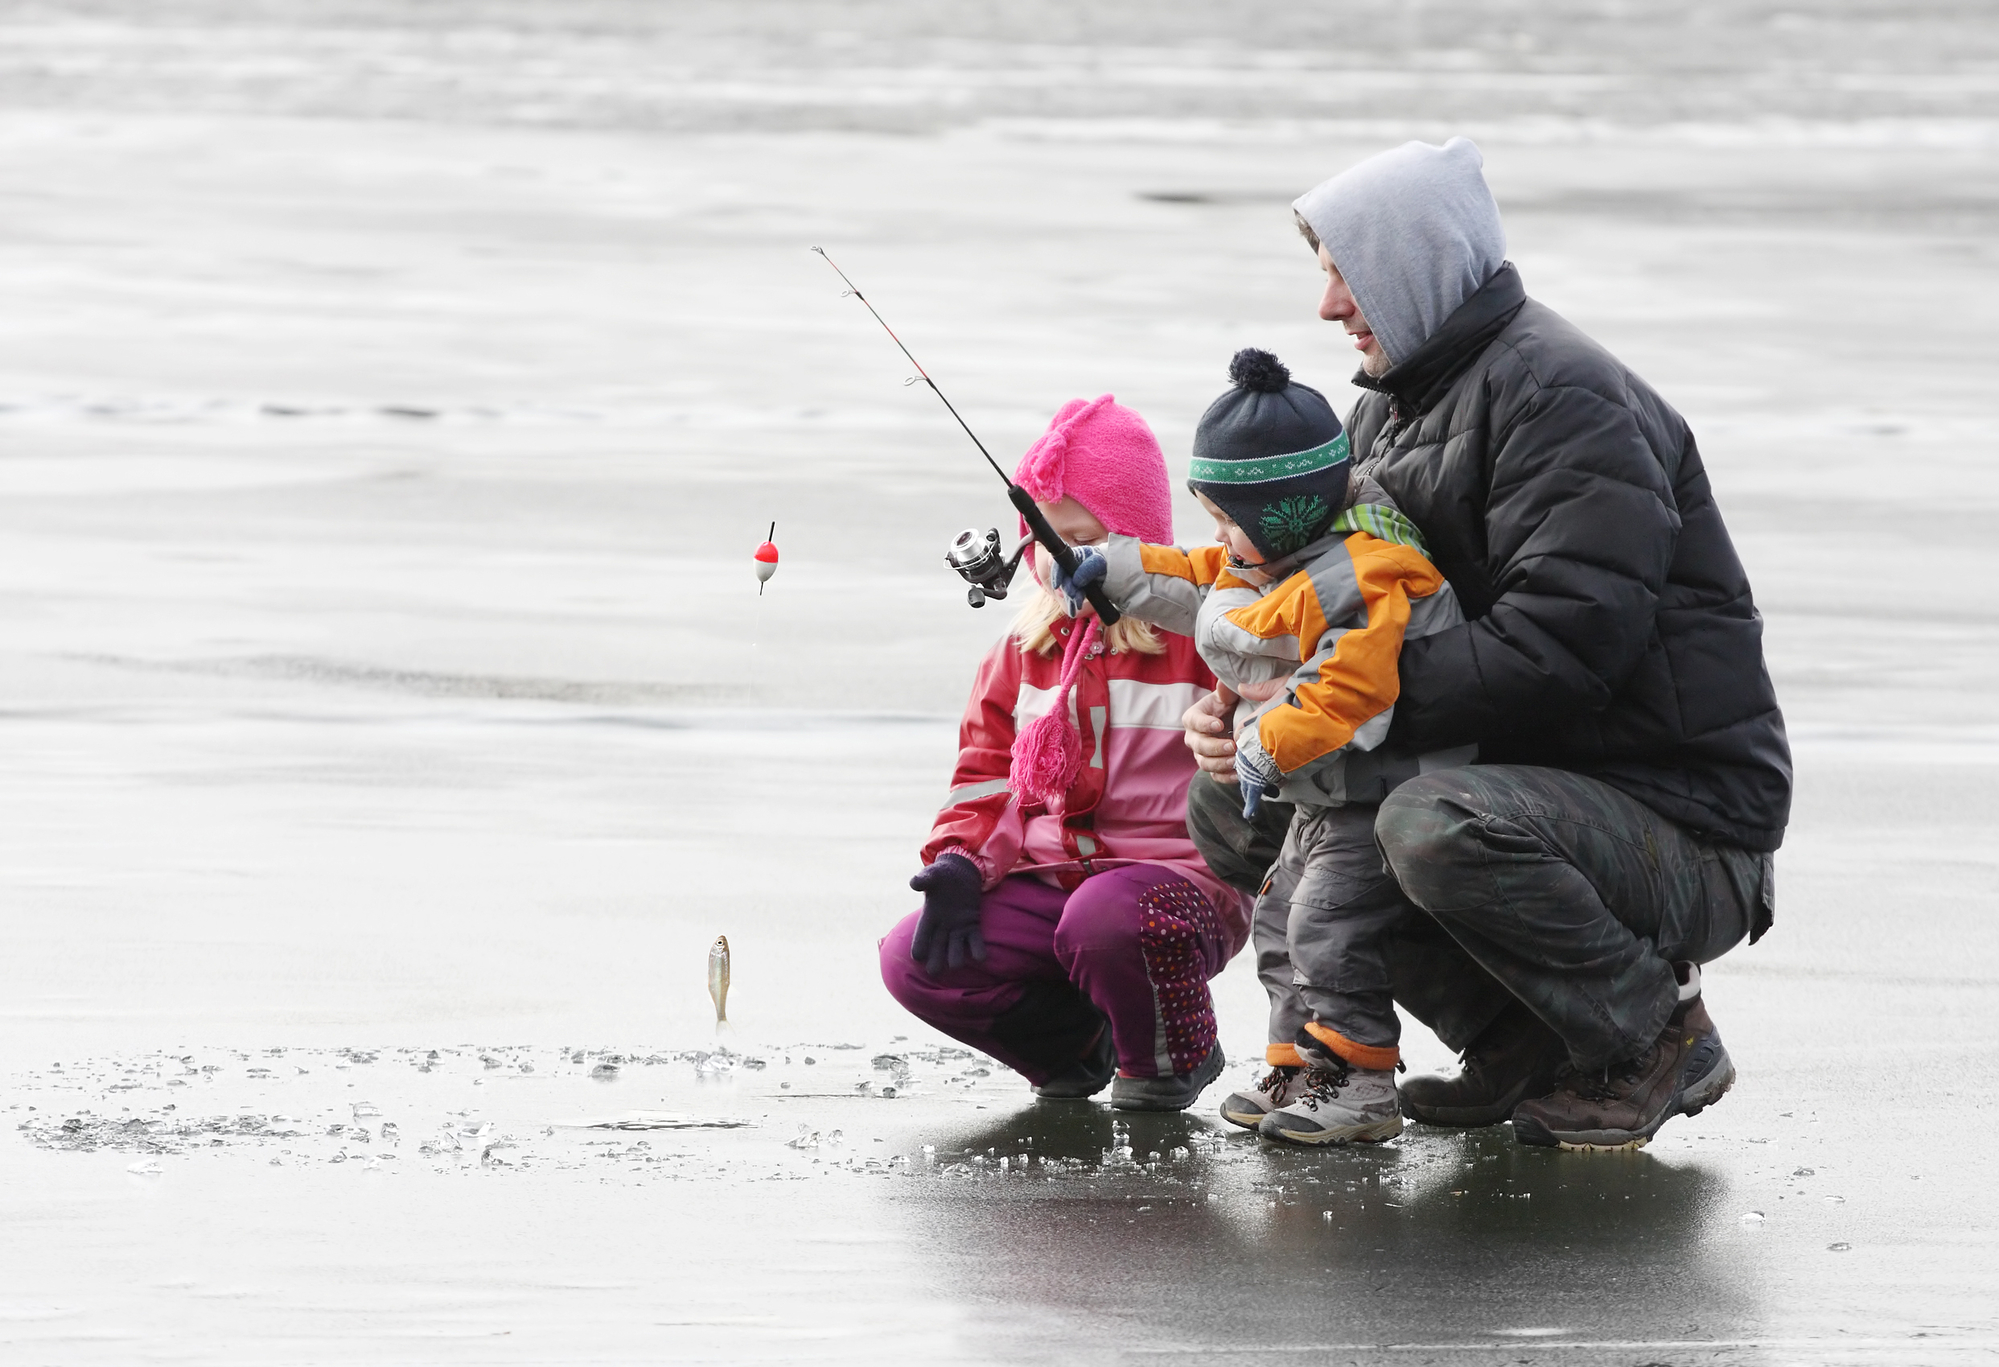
top-left (1010, 617), bottom-right (1101, 808)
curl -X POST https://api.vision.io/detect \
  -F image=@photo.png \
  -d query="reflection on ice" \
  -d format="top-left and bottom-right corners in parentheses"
top-left (554, 1112), bottom-right (754, 1132)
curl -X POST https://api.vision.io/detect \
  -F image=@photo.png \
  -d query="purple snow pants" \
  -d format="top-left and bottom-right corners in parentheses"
top-left (879, 864), bottom-right (1231, 1083)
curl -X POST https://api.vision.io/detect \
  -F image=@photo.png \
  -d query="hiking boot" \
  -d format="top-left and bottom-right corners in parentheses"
top-left (1109, 1042), bottom-right (1226, 1112)
top-left (1219, 1064), bottom-right (1306, 1130)
top-left (1257, 1056), bottom-right (1403, 1146)
top-left (1400, 1001), bottom-right (1568, 1128)
top-left (1512, 967), bottom-right (1735, 1151)
top-left (1031, 1024), bottom-right (1116, 1101)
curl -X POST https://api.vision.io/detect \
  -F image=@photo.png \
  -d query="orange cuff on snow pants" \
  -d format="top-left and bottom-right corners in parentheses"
top-left (1302, 1020), bottom-right (1400, 1071)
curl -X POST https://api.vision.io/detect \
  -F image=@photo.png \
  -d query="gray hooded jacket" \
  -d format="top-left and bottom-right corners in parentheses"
top-left (1291, 137), bottom-right (1506, 367)
top-left (1287, 141), bottom-right (1790, 852)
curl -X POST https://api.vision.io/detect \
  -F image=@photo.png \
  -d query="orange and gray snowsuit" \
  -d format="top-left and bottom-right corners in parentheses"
top-left (1100, 496), bottom-right (1469, 1069)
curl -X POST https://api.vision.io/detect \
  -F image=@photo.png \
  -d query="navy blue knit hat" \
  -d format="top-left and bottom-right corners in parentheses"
top-left (1188, 349), bottom-right (1350, 562)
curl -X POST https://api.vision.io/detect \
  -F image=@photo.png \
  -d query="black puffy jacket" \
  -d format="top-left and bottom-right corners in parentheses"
top-left (1350, 264), bottom-right (1792, 851)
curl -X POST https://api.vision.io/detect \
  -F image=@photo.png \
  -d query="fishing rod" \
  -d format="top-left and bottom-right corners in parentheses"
top-left (810, 247), bottom-right (1121, 625)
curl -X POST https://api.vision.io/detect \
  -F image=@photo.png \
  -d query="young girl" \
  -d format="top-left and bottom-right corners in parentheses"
top-left (878, 395), bottom-right (1254, 1110)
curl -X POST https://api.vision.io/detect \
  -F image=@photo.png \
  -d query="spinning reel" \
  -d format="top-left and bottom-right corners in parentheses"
top-left (945, 527), bottom-right (1033, 608)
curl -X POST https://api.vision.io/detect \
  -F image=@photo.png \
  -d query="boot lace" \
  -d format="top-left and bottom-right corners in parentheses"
top-left (1256, 1065), bottom-right (1300, 1100)
top-left (1295, 1060), bottom-right (1353, 1112)
top-left (1564, 1048), bottom-right (1655, 1104)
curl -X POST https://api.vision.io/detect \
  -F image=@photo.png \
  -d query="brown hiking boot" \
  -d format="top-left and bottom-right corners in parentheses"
top-left (1511, 971), bottom-right (1735, 1151)
top-left (1399, 1001), bottom-right (1567, 1128)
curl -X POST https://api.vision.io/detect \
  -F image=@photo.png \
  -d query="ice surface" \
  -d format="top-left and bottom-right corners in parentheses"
top-left (2, 1), bottom-right (1998, 1363)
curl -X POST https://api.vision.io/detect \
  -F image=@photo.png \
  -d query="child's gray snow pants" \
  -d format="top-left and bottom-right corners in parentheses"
top-left (1252, 803), bottom-right (1406, 1067)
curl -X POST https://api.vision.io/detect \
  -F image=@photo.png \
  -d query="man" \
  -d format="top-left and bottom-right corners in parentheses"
top-left (1183, 137), bottom-right (1789, 1149)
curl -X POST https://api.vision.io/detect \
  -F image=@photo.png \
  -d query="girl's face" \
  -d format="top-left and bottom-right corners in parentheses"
top-left (1031, 497), bottom-right (1111, 610)
top-left (1194, 491), bottom-right (1267, 569)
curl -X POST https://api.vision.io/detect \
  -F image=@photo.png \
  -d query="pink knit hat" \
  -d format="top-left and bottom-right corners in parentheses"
top-left (1013, 395), bottom-right (1173, 544)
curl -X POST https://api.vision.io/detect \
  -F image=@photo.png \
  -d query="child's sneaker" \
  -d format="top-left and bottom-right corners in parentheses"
top-left (1257, 1056), bottom-right (1403, 1146)
top-left (1219, 1065), bottom-right (1305, 1130)
top-left (1109, 1042), bottom-right (1226, 1112)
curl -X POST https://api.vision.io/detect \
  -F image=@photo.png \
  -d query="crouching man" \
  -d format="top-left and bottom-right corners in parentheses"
top-left (1185, 138), bottom-right (1789, 1149)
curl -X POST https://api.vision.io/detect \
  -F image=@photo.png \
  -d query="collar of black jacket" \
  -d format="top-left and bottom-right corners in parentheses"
top-left (1353, 262), bottom-right (1527, 415)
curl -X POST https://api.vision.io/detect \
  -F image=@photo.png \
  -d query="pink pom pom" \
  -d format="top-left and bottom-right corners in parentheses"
top-left (1007, 617), bottom-right (1101, 809)
top-left (1010, 709), bottom-right (1084, 808)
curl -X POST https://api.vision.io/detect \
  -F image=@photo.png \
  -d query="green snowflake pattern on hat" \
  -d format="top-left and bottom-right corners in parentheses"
top-left (1259, 495), bottom-right (1329, 554)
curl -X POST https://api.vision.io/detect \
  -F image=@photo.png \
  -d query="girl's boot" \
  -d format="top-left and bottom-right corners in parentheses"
top-left (1109, 1042), bottom-right (1226, 1112)
top-left (1031, 1023), bottom-right (1116, 1101)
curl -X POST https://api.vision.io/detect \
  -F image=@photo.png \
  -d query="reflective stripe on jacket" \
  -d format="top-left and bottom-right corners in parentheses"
top-left (922, 623), bottom-right (1253, 951)
top-left (1101, 504), bottom-right (1469, 807)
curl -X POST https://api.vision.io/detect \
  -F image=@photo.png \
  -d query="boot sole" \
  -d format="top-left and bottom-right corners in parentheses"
top-left (1218, 1101), bottom-right (1271, 1130)
top-left (1513, 1049), bottom-right (1736, 1151)
top-left (1259, 1114), bottom-right (1403, 1147)
top-left (1031, 1069), bottom-right (1115, 1101)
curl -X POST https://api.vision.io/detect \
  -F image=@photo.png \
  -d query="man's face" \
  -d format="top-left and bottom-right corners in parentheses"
top-left (1317, 244), bottom-right (1389, 378)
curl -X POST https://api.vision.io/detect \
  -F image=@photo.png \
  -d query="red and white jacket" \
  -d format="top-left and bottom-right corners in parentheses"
top-left (922, 622), bottom-right (1254, 953)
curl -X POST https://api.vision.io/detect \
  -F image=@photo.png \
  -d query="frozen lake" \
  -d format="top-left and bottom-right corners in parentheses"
top-left (2, 3), bottom-right (1997, 1362)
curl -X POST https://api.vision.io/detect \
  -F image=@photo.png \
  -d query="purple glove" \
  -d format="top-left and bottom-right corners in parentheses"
top-left (909, 851), bottom-right (986, 976)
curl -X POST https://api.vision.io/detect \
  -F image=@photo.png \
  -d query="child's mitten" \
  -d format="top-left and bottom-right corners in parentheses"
top-left (1234, 731), bottom-right (1283, 819)
top-left (909, 851), bottom-right (987, 976)
top-left (1051, 546), bottom-right (1107, 618)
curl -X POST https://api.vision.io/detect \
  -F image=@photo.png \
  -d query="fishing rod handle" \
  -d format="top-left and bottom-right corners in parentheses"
top-left (1006, 484), bottom-right (1123, 627)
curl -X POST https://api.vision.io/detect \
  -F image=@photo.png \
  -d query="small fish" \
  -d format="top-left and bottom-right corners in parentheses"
top-left (708, 935), bottom-right (730, 1025)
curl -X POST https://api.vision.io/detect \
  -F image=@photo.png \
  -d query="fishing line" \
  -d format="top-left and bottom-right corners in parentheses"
top-left (810, 247), bottom-right (1012, 487)
top-left (809, 247), bottom-right (1121, 625)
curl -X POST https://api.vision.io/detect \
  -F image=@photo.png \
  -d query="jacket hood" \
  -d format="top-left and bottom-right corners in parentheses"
top-left (1292, 137), bottom-right (1506, 368)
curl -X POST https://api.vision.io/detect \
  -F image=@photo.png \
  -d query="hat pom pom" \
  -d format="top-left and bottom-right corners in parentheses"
top-left (1227, 348), bottom-right (1290, 393)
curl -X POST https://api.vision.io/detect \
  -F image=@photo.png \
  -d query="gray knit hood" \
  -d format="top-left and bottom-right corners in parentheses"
top-left (1291, 137), bottom-right (1506, 368)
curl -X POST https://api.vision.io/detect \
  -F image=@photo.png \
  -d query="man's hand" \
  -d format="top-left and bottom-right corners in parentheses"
top-left (1182, 684), bottom-right (1240, 780)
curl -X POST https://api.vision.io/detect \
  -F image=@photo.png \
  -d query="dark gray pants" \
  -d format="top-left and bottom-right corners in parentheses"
top-left (1186, 765), bottom-right (1771, 1070)
top-left (1253, 804), bottom-right (1405, 1054)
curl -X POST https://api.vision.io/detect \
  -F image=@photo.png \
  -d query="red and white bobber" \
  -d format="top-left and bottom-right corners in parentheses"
top-left (754, 522), bottom-right (779, 594)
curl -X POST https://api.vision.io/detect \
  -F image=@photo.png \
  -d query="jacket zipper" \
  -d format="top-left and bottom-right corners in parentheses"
top-left (1360, 400), bottom-right (1411, 477)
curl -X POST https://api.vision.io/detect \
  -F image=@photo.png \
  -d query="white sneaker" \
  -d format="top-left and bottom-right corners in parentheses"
top-left (1218, 1064), bottom-right (1306, 1130)
top-left (1257, 1059), bottom-right (1403, 1146)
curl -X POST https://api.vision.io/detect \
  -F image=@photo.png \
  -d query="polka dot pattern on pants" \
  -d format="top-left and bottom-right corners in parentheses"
top-left (1136, 879), bottom-right (1224, 1077)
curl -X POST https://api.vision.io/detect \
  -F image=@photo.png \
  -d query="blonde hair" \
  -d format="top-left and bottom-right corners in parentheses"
top-left (1011, 586), bottom-right (1165, 659)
